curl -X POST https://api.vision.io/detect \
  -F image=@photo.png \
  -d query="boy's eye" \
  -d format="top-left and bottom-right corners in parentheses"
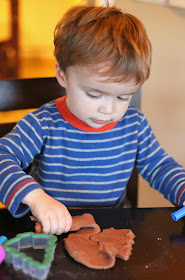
top-left (117, 96), bottom-right (130, 102)
top-left (86, 92), bottom-right (101, 99)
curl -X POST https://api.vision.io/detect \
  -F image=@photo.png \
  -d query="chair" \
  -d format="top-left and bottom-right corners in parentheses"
top-left (0, 77), bottom-right (141, 207)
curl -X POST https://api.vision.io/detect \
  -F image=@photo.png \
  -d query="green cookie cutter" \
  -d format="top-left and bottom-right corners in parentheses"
top-left (3, 232), bottom-right (57, 280)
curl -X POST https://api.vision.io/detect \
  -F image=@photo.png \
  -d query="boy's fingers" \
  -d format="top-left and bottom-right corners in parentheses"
top-left (64, 213), bottom-right (72, 233)
top-left (30, 205), bottom-right (72, 235)
top-left (56, 211), bottom-right (72, 235)
top-left (56, 226), bottom-right (66, 235)
top-left (41, 218), bottom-right (51, 234)
top-left (57, 213), bottom-right (67, 235)
top-left (49, 216), bottom-right (60, 235)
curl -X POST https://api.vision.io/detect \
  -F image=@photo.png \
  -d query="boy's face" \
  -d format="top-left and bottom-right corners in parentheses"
top-left (56, 63), bottom-right (140, 129)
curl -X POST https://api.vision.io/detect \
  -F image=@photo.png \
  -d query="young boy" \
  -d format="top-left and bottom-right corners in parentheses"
top-left (0, 5), bottom-right (185, 235)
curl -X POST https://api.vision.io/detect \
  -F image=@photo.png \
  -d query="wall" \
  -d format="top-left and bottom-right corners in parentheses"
top-left (0, 0), bottom-right (11, 41)
top-left (19, 0), bottom-right (86, 59)
top-left (116, 0), bottom-right (185, 207)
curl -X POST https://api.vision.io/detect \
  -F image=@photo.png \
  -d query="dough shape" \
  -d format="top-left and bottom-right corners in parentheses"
top-left (70, 213), bottom-right (100, 234)
top-left (64, 213), bottom-right (135, 269)
top-left (64, 231), bottom-right (116, 269)
top-left (90, 227), bottom-right (135, 261)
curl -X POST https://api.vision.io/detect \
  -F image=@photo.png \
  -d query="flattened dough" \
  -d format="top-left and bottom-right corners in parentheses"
top-left (64, 213), bottom-right (135, 269)
top-left (70, 213), bottom-right (100, 234)
top-left (64, 231), bottom-right (116, 269)
top-left (90, 227), bottom-right (135, 261)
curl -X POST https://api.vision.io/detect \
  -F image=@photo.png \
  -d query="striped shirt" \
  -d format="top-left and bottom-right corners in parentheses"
top-left (0, 96), bottom-right (185, 217)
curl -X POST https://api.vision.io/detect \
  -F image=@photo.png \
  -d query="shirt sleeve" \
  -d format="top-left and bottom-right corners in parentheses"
top-left (0, 112), bottom-right (44, 217)
top-left (136, 113), bottom-right (185, 206)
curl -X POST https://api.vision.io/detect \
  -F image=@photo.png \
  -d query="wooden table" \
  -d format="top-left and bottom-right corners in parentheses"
top-left (0, 207), bottom-right (184, 280)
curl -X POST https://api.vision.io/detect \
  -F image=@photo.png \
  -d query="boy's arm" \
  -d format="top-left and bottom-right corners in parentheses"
top-left (0, 112), bottom-right (72, 234)
top-left (0, 112), bottom-right (44, 217)
top-left (136, 113), bottom-right (185, 206)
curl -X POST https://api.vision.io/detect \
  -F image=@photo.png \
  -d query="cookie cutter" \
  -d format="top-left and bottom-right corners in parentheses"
top-left (2, 232), bottom-right (57, 280)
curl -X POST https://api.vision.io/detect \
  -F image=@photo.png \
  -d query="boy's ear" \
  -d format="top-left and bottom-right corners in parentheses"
top-left (55, 62), bottom-right (66, 88)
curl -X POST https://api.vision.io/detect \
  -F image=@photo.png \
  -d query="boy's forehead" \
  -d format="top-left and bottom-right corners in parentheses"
top-left (81, 81), bottom-right (139, 96)
top-left (67, 65), bottom-right (139, 95)
top-left (67, 64), bottom-right (139, 87)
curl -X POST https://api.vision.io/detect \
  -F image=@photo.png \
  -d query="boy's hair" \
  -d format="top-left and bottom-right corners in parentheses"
top-left (54, 5), bottom-right (152, 85)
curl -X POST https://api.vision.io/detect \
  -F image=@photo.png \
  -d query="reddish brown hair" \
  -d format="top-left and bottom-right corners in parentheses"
top-left (54, 5), bottom-right (152, 85)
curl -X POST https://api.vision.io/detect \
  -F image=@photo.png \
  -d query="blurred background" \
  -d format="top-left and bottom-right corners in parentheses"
top-left (0, 0), bottom-right (184, 208)
top-left (0, 0), bottom-right (85, 80)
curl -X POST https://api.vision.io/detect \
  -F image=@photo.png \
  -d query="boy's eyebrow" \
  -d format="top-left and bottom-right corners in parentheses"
top-left (82, 86), bottom-right (105, 94)
top-left (82, 86), bottom-right (136, 96)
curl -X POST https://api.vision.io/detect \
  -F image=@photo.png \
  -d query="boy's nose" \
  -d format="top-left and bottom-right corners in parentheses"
top-left (98, 100), bottom-right (115, 115)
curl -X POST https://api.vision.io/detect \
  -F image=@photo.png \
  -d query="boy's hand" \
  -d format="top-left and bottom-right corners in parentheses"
top-left (22, 189), bottom-right (72, 235)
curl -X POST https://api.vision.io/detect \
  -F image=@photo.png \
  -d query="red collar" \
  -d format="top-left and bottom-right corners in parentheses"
top-left (55, 96), bottom-right (118, 132)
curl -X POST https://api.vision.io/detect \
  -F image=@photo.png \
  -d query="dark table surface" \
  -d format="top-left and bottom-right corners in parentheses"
top-left (0, 207), bottom-right (184, 280)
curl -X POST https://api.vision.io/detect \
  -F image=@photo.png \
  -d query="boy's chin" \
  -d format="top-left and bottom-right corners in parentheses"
top-left (90, 123), bottom-right (105, 129)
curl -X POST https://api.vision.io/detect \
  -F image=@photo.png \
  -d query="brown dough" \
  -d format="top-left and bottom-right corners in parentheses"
top-left (90, 227), bottom-right (135, 261)
top-left (64, 213), bottom-right (135, 269)
top-left (64, 231), bottom-right (116, 269)
top-left (70, 213), bottom-right (100, 234)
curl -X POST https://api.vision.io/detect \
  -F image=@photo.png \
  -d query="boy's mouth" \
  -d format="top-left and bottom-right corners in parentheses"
top-left (90, 118), bottom-right (111, 125)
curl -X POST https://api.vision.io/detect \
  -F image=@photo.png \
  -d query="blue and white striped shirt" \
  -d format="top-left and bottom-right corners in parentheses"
top-left (0, 96), bottom-right (185, 217)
